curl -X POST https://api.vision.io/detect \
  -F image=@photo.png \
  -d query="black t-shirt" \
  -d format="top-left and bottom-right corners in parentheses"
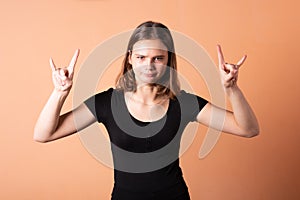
top-left (84, 88), bottom-right (208, 192)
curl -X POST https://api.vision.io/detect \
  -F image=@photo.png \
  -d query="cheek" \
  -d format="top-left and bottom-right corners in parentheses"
top-left (130, 59), bottom-right (143, 70)
top-left (131, 65), bottom-right (143, 76)
top-left (158, 65), bottom-right (166, 73)
top-left (156, 63), bottom-right (168, 73)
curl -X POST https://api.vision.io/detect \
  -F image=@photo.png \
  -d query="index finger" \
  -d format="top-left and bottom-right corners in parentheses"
top-left (49, 57), bottom-right (56, 72)
top-left (68, 49), bottom-right (80, 70)
top-left (217, 44), bottom-right (225, 66)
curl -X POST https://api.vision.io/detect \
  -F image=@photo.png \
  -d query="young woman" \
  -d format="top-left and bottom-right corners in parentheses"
top-left (34, 21), bottom-right (259, 200)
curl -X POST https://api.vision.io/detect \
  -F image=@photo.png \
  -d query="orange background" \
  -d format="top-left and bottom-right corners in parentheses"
top-left (0, 0), bottom-right (299, 199)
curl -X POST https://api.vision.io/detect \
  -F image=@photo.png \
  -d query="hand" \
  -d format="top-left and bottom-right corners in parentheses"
top-left (217, 44), bottom-right (246, 89)
top-left (50, 49), bottom-right (80, 93)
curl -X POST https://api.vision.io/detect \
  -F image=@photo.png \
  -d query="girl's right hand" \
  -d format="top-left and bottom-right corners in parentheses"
top-left (50, 49), bottom-right (80, 94)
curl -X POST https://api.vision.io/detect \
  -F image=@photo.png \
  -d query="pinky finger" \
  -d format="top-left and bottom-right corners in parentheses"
top-left (237, 55), bottom-right (247, 67)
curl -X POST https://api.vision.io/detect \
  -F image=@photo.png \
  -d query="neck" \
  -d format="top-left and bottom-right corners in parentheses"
top-left (133, 84), bottom-right (159, 104)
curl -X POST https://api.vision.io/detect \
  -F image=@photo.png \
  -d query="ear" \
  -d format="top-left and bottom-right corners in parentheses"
top-left (128, 51), bottom-right (132, 65)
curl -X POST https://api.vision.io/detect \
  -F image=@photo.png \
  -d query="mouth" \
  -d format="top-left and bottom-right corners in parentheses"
top-left (144, 73), bottom-right (157, 77)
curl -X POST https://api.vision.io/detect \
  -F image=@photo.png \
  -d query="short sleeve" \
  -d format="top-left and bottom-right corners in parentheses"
top-left (84, 88), bottom-right (113, 123)
top-left (194, 95), bottom-right (209, 121)
top-left (177, 90), bottom-right (208, 122)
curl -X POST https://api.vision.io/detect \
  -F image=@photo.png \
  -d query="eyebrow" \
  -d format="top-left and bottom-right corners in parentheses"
top-left (133, 53), bottom-right (166, 57)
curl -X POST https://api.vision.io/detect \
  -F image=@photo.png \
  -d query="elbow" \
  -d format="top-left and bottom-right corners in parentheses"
top-left (33, 136), bottom-right (48, 143)
top-left (33, 135), bottom-right (48, 143)
top-left (243, 127), bottom-right (260, 138)
top-left (33, 130), bottom-right (50, 143)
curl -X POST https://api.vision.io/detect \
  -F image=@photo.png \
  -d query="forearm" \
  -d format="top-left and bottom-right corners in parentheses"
top-left (226, 85), bottom-right (260, 137)
top-left (33, 90), bottom-right (69, 142)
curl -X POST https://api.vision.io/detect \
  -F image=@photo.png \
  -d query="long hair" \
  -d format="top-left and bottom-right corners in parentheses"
top-left (115, 21), bottom-right (180, 98)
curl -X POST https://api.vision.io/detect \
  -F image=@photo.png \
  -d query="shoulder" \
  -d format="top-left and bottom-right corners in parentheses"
top-left (172, 90), bottom-right (208, 122)
top-left (178, 90), bottom-right (195, 97)
top-left (176, 90), bottom-right (208, 110)
top-left (92, 87), bottom-right (127, 106)
top-left (94, 87), bottom-right (115, 97)
top-left (83, 88), bottom-right (116, 122)
top-left (84, 88), bottom-right (115, 106)
top-left (177, 90), bottom-right (206, 102)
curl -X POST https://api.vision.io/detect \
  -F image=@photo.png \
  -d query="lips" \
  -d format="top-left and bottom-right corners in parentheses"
top-left (144, 73), bottom-right (157, 77)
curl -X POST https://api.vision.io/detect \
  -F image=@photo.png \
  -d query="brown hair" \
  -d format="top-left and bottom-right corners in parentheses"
top-left (115, 21), bottom-right (180, 98)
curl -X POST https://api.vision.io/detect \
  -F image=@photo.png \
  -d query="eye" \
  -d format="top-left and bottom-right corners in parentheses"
top-left (154, 57), bottom-right (164, 62)
top-left (136, 55), bottom-right (145, 60)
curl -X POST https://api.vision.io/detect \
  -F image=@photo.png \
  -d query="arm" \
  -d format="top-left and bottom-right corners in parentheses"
top-left (33, 90), bottom-right (96, 142)
top-left (196, 45), bottom-right (259, 138)
top-left (33, 50), bottom-right (96, 142)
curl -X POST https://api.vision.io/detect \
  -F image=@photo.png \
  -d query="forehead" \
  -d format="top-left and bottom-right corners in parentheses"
top-left (132, 39), bottom-right (168, 54)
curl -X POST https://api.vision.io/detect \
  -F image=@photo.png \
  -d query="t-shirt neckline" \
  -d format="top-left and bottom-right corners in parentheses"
top-left (121, 91), bottom-right (171, 124)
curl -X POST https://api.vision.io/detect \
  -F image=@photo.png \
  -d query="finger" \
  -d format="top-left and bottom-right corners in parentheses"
top-left (222, 63), bottom-right (234, 74)
top-left (59, 69), bottom-right (68, 80)
top-left (68, 49), bottom-right (80, 72)
top-left (225, 74), bottom-right (237, 82)
top-left (223, 63), bottom-right (238, 76)
top-left (49, 57), bottom-right (56, 72)
top-left (217, 44), bottom-right (225, 68)
top-left (54, 73), bottom-right (63, 86)
top-left (228, 64), bottom-right (238, 74)
top-left (222, 63), bottom-right (230, 74)
top-left (236, 55), bottom-right (247, 67)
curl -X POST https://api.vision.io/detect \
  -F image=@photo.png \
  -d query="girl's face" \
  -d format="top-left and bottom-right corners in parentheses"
top-left (129, 39), bottom-right (169, 86)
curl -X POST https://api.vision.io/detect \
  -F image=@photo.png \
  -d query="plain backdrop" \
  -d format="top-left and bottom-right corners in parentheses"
top-left (0, 0), bottom-right (299, 199)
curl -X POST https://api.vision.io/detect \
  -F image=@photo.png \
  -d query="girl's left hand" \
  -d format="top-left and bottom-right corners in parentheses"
top-left (217, 44), bottom-right (247, 89)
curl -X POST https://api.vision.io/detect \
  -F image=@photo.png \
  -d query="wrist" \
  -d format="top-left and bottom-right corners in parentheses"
top-left (225, 84), bottom-right (241, 97)
top-left (52, 89), bottom-right (70, 101)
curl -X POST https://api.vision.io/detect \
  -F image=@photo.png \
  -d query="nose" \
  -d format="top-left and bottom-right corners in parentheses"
top-left (145, 58), bottom-right (155, 65)
top-left (144, 58), bottom-right (155, 70)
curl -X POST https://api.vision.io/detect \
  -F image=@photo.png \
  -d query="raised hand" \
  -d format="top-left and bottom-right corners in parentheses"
top-left (50, 49), bottom-right (80, 93)
top-left (217, 45), bottom-right (247, 89)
